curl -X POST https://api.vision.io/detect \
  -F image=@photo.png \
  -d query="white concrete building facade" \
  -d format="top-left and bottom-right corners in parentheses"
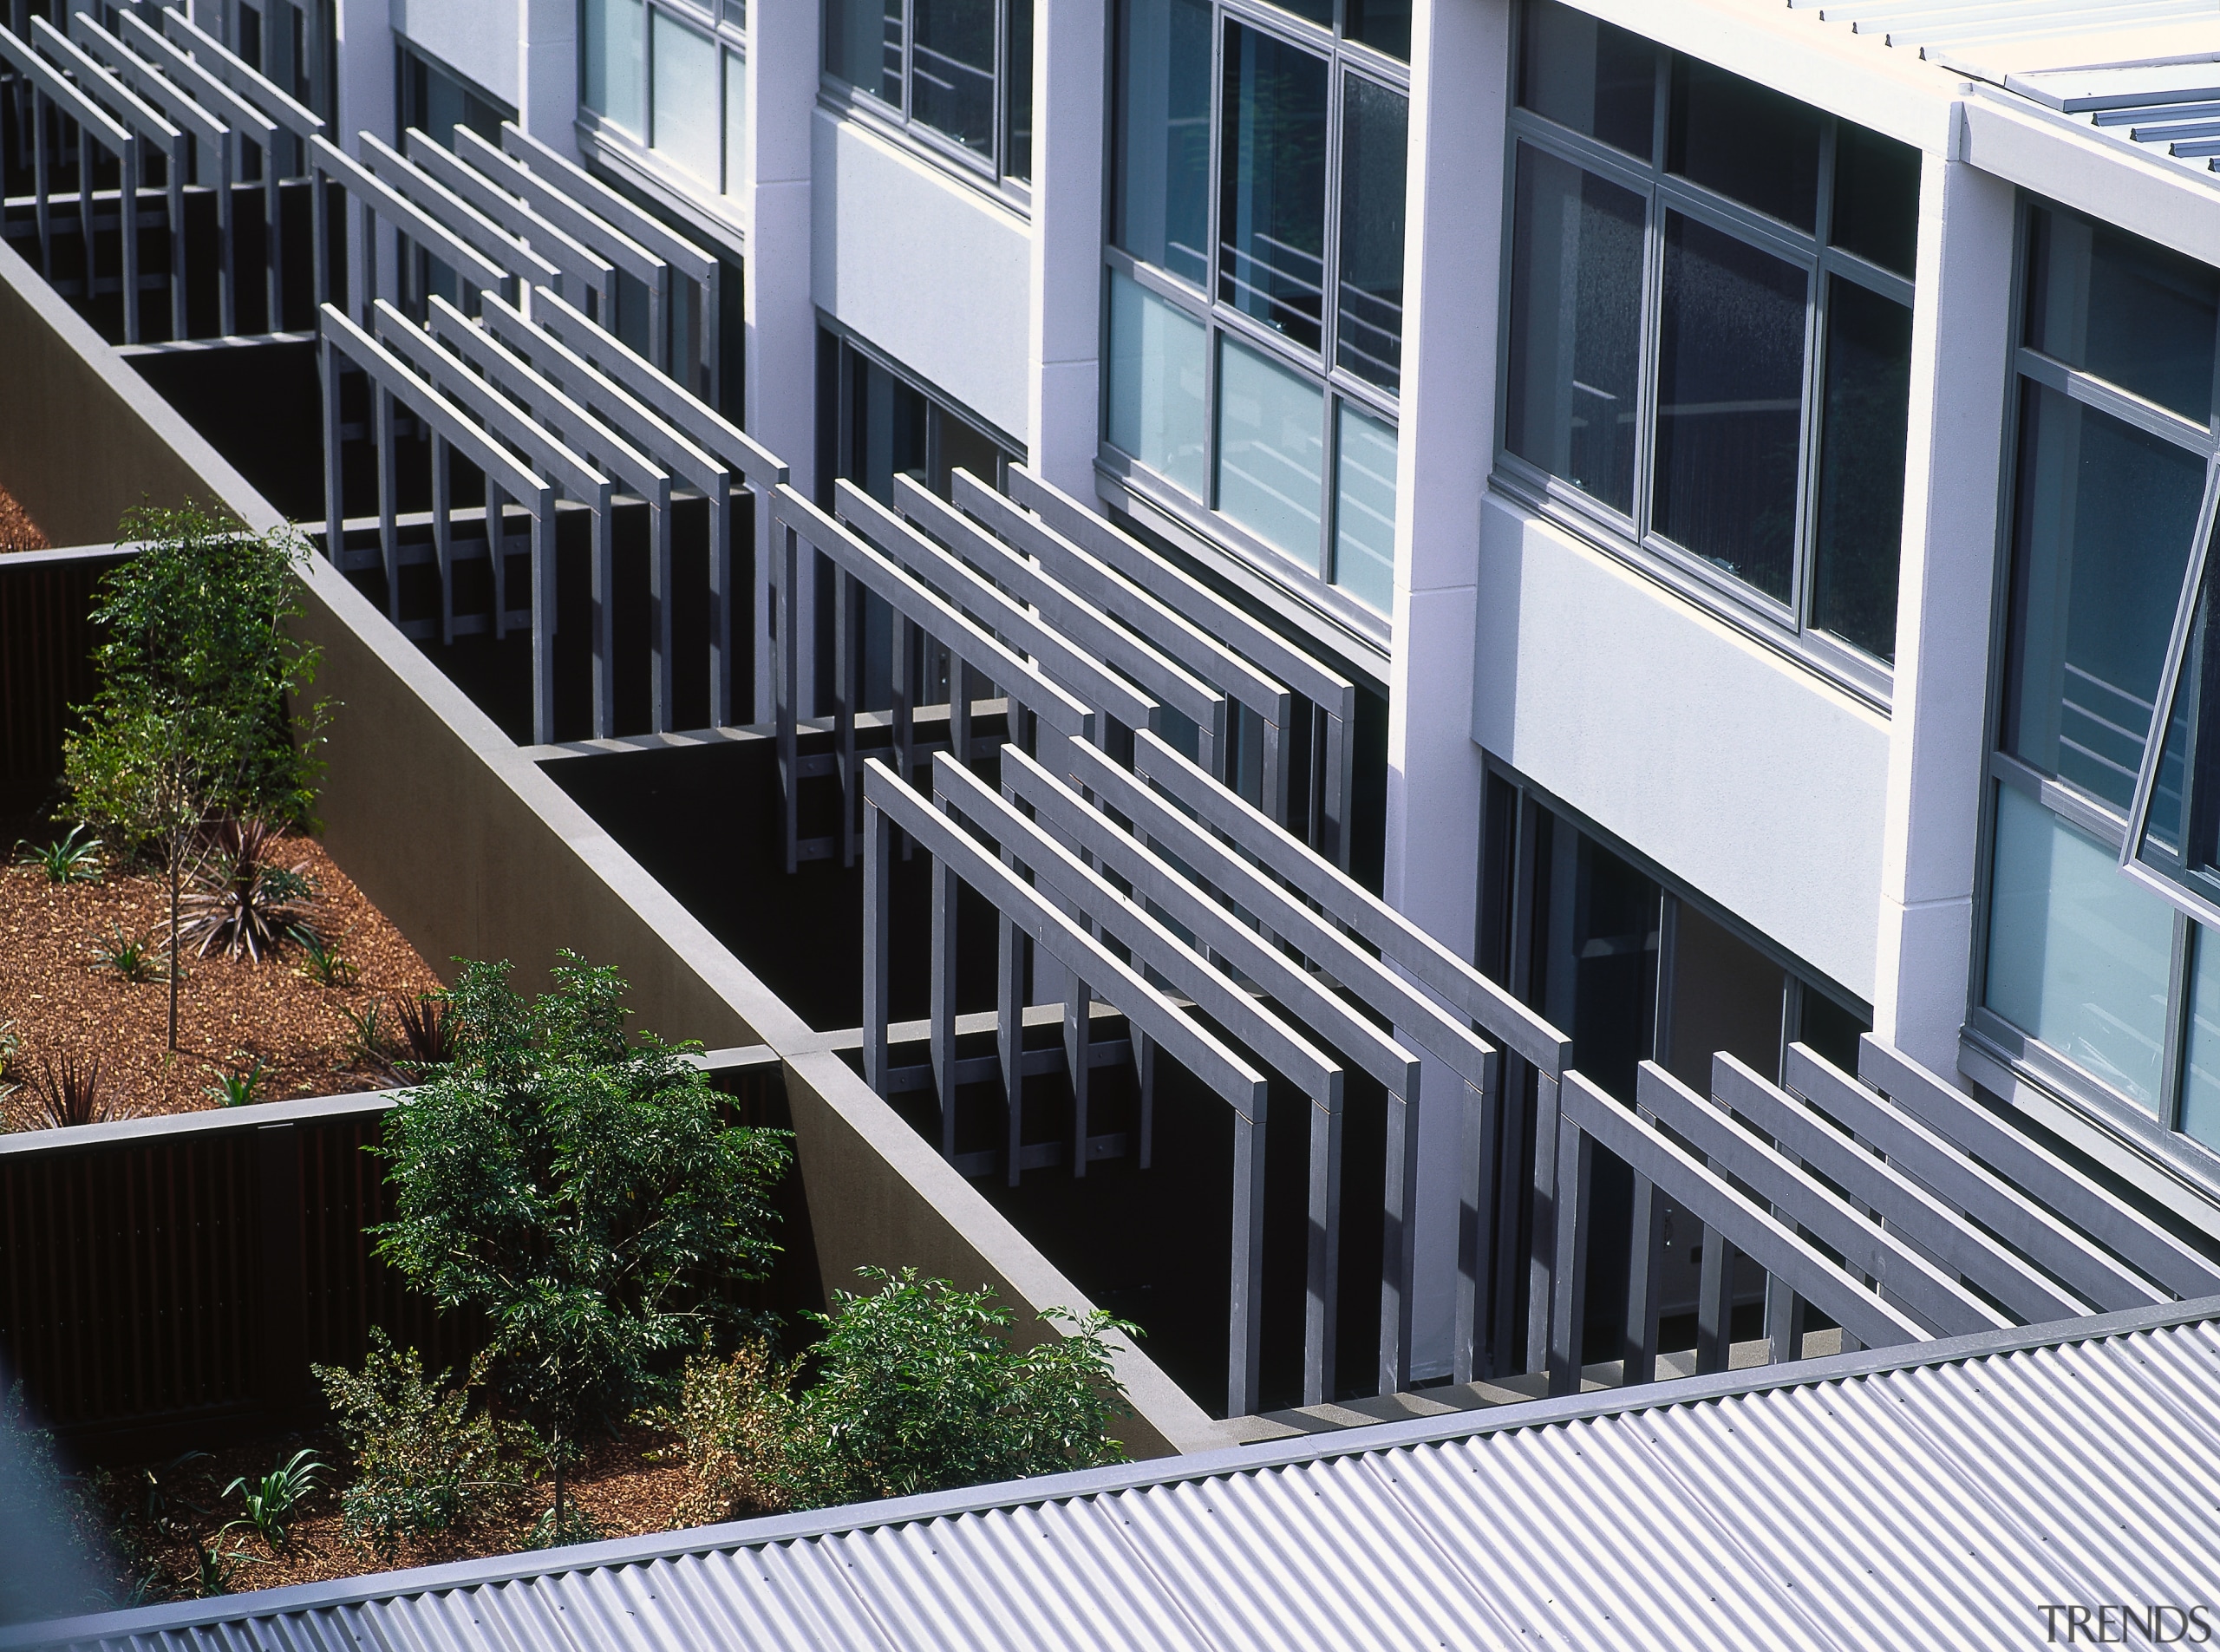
top-left (249, 0), bottom-right (2220, 1237)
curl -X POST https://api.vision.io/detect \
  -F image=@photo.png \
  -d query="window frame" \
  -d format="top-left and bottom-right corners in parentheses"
top-left (819, 0), bottom-right (1035, 197)
top-left (1968, 193), bottom-right (2220, 1196)
top-left (577, 0), bottom-right (749, 221)
top-left (1491, 11), bottom-right (1917, 709)
top-left (1096, 0), bottom-right (1409, 639)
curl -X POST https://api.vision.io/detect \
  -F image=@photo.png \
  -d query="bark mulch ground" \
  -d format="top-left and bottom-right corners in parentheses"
top-left (0, 832), bottom-right (441, 1124)
top-left (86, 1420), bottom-right (698, 1606)
top-left (0, 481), bottom-right (49, 552)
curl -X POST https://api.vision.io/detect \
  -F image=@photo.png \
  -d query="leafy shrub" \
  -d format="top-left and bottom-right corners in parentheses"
top-left (89, 922), bottom-right (166, 983)
top-left (668, 1341), bottom-right (803, 1525)
top-left (370, 954), bottom-right (792, 1531)
top-left (221, 1449), bottom-right (323, 1551)
top-left (179, 817), bottom-right (319, 963)
top-left (16, 826), bottom-right (103, 886)
top-left (314, 1330), bottom-right (536, 1563)
top-left (669, 1270), bottom-right (1134, 1522)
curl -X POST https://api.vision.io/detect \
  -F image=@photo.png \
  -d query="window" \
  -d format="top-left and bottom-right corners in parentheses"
top-left (1500, 0), bottom-right (1918, 682)
top-left (1978, 198), bottom-right (2220, 1167)
top-left (1103, 0), bottom-right (1407, 621)
top-left (582, 0), bottom-right (749, 203)
top-left (822, 0), bottom-right (1035, 186)
top-left (816, 329), bottom-right (1022, 711)
top-left (398, 42), bottom-right (513, 153)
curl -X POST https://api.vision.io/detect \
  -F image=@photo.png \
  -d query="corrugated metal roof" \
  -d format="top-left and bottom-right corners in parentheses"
top-left (10, 1299), bottom-right (2220, 1651)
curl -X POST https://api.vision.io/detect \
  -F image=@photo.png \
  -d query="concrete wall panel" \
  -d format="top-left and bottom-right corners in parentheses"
top-left (391, 0), bottom-right (521, 107)
top-left (1472, 499), bottom-right (1890, 1000)
top-left (812, 111), bottom-right (1030, 439)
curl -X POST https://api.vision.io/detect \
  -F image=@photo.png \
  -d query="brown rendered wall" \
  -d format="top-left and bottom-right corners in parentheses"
top-left (0, 240), bottom-right (219, 547)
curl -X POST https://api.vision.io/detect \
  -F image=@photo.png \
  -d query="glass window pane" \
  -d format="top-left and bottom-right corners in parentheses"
top-left (1005, 0), bottom-right (1033, 180)
top-left (913, 0), bottom-right (996, 158)
top-left (2003, 382), bottom-right (2207, 809)
top-left (1219, 22), bottom-right (1330, 351)
top-left (1504, 145), bottom-right (1644, 516)
top-left (1830, 122), bottom-right (1920, 279)
top-left (651, 12), bottom-right (721, 186)
top-left (2027, 206), bottom-right (2220, 426)
top-left (1666, 56), bottom-right (1822, 232)
top-left (1985, 783), bottom-right (2173, 1111)
top-left (1812, 278), bottom-right (1913, 662)
top-left (584, 0), bottom-right (645, 135)
top-left (1107, 269), bottom-right (1209, 498)
top-left (2181, 924), bottom-right (2220, 1148)
top-left (1334, 402), bottom-right (1398, 612)
top-left (1653, 212), bottom-right (1809, 604)
top-left (1112, 0), bottom-right (1212, 285)
top-left (1347, 0), bottom-right (1411, 60)
top-left (1218, 334), bottom-right (1326, 568)
top-left (826, 0), bottom-right (902, 104)
top-left (722, 50), bottom-right (748, 200)
top-left (1267, 0), bottom-right (1333, 23)
top-left (1336, 76), bottom-right (1407, 394)
top-left (1517, 0), bottom-right (1655, 160)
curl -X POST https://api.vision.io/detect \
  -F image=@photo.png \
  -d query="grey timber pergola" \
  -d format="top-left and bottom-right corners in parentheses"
top-left (481, 286), bottom-right (784, 729)
top-left (863, 754), bottom-right (1276, 1418)
top-left (766, 482), bottom-right (1094, 871)
top-left (319, 302), bottom-right (557, 709)
top-left (0, 7), bottom-right (324, 345)
top-left (1528, 1036), bottom-right (2220, 1398)
top-left (0, 17), bottom-right (168, 343)
top-left (996, 466), bottom-right (1361, 869)
top-left (499, 122), bottom-right (722, 405)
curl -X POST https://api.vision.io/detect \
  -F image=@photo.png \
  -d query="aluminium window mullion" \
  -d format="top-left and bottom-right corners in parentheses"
top-left (1205, 6), bottom-right (1226, 513)
top-left (1322, 58), bottom-right (1344, 405)
top-left (1629, 52), bottom-right (1668, 550)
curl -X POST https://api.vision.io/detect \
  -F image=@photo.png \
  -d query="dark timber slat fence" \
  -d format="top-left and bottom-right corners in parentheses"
top-left (0, 1051), bottom-right (787, 1459)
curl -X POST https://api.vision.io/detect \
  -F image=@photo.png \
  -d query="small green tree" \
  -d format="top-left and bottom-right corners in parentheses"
top-left (62, 504), bottom-right (330, 1048)
top-left (672, 1269), bottom-right (1134, 1519)
top-left (369, 953), bottom-right (791, 1535)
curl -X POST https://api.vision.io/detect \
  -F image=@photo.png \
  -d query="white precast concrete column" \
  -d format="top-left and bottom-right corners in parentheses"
top-left (335, 0), bottom-right (395, 317)
top-left (748, 0), bottom-right (819, 719)
top-left (1392, 0), bottom-right (1511, 1380)
top-left (1027, 0), bottom-right (1106, 498)
top-left (1872, 140), bottom-right (2017, 1076)
top-left (518, 0), bottom-right (580, 163)
top-left (1388, 0), bottom-right (1505, 950)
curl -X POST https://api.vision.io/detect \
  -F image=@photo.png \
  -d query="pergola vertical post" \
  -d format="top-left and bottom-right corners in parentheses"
top-left (862, 797), bottom-right (892, 1094)
top-left (1231, 1091), bottom-right (1267, 1420)
top-left (930, 843), bottom-right (958, 1160)
top-left (1546, 1113), bottom-right (1591, 1399)
top-left (373, 383), bottom-right (397, 620)
top-left (430, 433), bottom-right (454, 645)
top-left (1307, 1077), bottom-right (1343, 1407)
top-left (590, 506), bottom-right (613, 738)
top-left (530, 488), bottom-right (555, 746)
top-left (998, 911), bottom-right (1025, 1187)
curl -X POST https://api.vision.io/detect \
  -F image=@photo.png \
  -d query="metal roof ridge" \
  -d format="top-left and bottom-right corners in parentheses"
top-left (10, 1293), bottom-right (2219, 1650)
